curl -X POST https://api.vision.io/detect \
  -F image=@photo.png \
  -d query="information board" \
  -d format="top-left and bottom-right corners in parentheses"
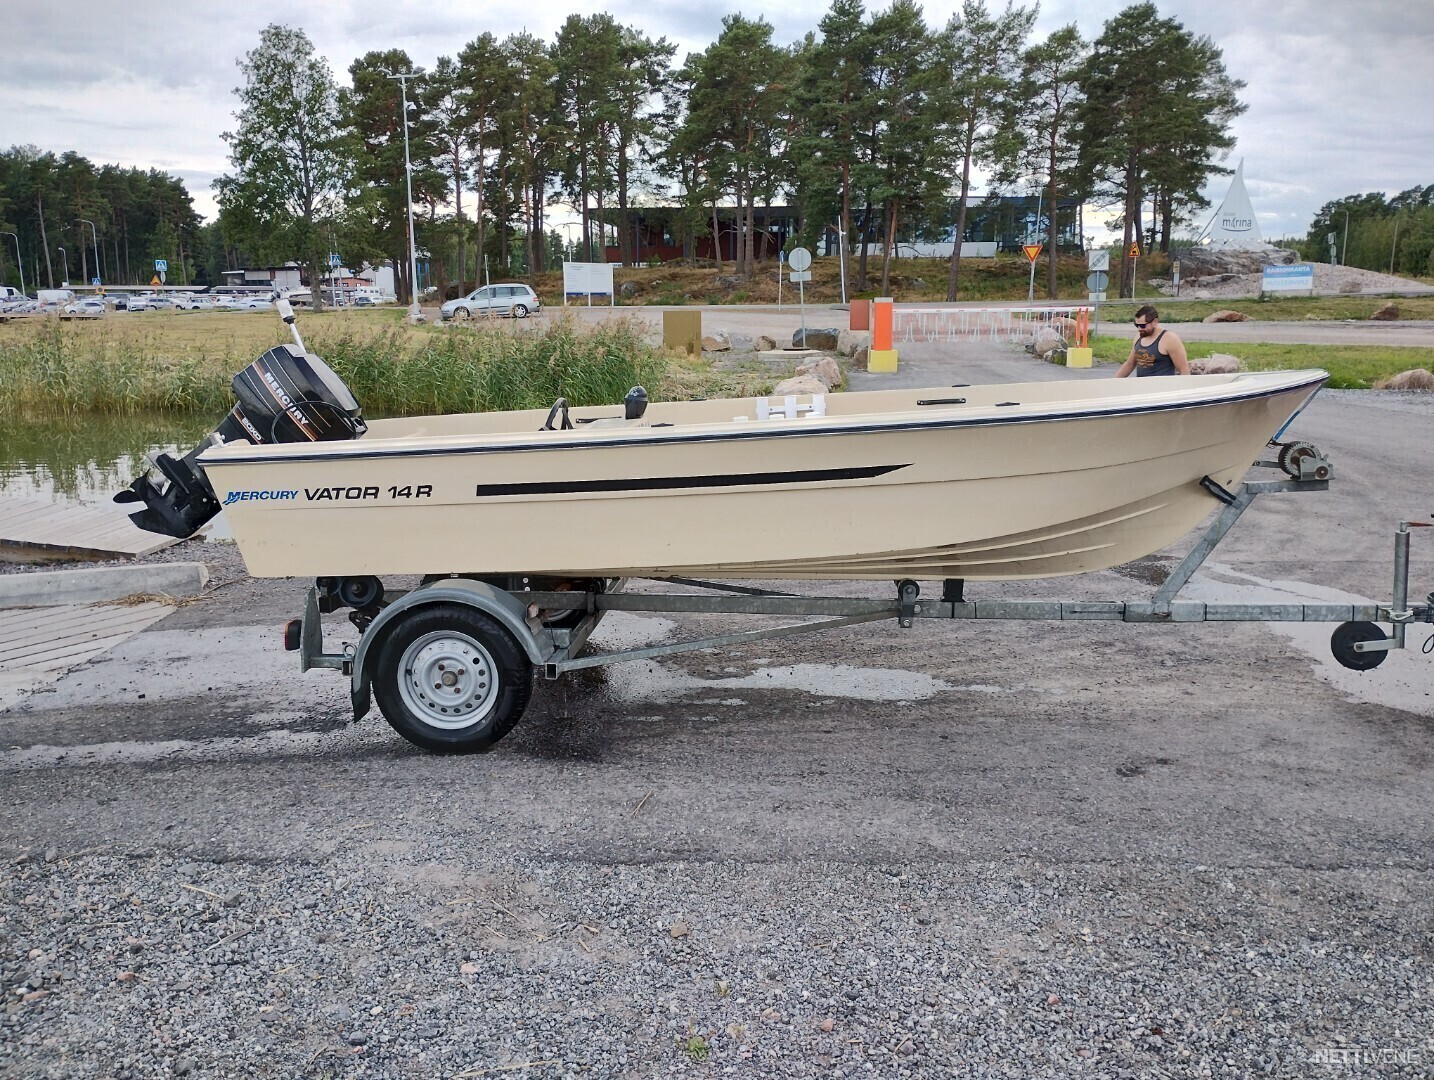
top-left (1261, 264), bottom-right (1315, 292)
top-left (562, 261), bottom-right (615, 305)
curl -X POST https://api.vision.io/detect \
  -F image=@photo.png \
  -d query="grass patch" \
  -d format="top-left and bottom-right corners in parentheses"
top-left (0, 311), bottom-right (775, 418)
top-left (1088, 295), bottom-right (1434, 323)
top-left (1089, 334), bottom-right (1434, 389)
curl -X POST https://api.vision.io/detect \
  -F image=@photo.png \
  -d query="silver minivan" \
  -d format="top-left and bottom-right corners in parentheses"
top-left (441, 283), bottom-right (541, 320)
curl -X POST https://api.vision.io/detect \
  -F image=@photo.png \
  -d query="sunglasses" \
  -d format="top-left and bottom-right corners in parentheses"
top-left (1133, 320), bottom-right (1151, 329)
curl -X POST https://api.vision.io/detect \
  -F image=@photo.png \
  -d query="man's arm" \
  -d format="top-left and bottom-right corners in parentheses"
top-left (1164, 331), bottom-right (1190, 374)
top-left (1115, 341), bottom-right (1138, 378)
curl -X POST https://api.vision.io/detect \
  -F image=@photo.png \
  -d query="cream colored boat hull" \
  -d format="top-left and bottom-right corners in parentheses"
top-left (199, 371), bottom-right (1326, 581)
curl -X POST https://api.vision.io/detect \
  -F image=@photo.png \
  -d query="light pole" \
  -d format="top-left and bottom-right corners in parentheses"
top-left (2, 232), bottom-right (23, 297)
top-left (57, 246), bottom-right (68, 286)
top-left (79, 218), bottom-right (100, 289)
top-left (557, 221), bottom-right (580, 262)
top-left (1339, 208), bottom-right (1350, 267)
top-left (383, 70), bottom-right (422, 323)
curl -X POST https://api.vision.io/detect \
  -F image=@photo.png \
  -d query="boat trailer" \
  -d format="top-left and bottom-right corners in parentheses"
top-left (288, 447), bottom-right (1432, 752)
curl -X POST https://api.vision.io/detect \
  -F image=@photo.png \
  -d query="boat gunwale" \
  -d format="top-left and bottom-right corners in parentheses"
top-left (198, 369), bottom-right (1328, 469)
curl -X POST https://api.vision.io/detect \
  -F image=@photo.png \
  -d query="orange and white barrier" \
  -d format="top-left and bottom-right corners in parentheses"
top-left (869, 297), bottom-right (897, 372)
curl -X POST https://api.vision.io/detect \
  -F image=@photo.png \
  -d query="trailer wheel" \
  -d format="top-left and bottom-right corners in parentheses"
top-left (1330, 620), bottom-right (1388, 671)
top-left (373, 604), bottom-right (533, 752)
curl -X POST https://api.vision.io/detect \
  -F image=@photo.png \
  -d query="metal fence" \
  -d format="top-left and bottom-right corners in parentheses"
top-left (893, 305), bottom-right (1092, 346)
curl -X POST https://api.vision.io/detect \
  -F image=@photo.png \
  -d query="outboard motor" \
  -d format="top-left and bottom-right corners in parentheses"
top-left (116, 297), bottom-right (366, 538)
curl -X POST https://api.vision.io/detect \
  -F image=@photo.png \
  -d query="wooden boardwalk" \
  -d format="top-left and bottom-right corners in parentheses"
top-left (0, 601), bottom-right (173, 710)
top-left (0, 495), bottom-right (185, 560)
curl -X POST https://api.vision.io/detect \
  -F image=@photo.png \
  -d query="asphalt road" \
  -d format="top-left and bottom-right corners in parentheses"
top-left (2, 344), bottom-right (1431, 1076)
top-left (555, 303), bottom-right (1434, 350)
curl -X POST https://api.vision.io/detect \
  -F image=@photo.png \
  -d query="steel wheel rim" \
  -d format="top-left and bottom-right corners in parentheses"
top-left (397, 630), bottom-right (499, 730)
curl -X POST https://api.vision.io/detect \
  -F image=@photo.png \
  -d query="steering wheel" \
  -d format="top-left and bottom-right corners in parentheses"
top-left (541, 398), bottom-right (573, 431)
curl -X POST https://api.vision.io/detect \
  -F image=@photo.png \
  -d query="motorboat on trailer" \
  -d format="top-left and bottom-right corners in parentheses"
top-left (115, 300), bottom-right (1433, 754)
top-left (118, 305), bottom-right (1329, 583)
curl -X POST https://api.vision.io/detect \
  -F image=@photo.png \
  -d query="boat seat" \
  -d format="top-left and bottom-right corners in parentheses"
top-left (755, 393), bottom-right (826, 420)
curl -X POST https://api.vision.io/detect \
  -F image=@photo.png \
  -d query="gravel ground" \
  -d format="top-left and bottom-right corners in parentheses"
top-left (6, 848), bottom-right (1428, 1079)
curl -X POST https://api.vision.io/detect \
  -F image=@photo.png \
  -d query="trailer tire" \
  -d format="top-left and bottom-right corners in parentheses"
top-left (373, 604), bottom-right (533, 752)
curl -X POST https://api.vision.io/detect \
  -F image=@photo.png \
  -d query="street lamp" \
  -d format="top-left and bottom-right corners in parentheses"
top-left (1, 232), bottom-right (23, 297)
top-left (1339, 208), bottom-right (1350, 268)
top-left (79, 218), bottom-right (100, 289)
top-left (383, 70), bottom-right (422, 323)
top-left (57, 246), bottom-right (68, 286)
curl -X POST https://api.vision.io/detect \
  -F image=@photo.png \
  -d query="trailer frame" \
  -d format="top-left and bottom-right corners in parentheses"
top-left (289, 450), bottom-right (1432, 752)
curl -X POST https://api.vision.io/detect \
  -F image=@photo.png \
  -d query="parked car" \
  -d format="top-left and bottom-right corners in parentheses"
top-left (440, 283), bottom-right (541, 321)
top-left (62, 299), bottom-right (106, 315)
top-left (123, 296), bottom-right (154, 312)
top-left (171, 295), bottom-right (214, 312)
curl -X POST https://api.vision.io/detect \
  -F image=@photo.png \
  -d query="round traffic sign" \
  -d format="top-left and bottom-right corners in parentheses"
top-left (787, 246), bottom-right (812, 272)
top-left (1086, 271), bottom-right (1109, 292)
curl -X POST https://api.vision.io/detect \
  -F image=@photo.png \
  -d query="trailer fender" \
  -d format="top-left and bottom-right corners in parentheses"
top-left (350, 580), bottom-right (552, 719)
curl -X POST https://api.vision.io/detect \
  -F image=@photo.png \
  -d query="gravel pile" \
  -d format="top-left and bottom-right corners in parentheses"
top-left (1171, 262), bottom-right (1428, 299)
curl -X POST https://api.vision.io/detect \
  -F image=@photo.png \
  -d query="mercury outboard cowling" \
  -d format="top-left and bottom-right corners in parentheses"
top-left (116, 343), bottom-right (366, 538)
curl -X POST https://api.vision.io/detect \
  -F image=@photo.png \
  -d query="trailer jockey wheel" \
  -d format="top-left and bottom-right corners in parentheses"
top-left (1330, 621), bottom-right (1388, 671)
top-left (373, 604), bottom-right (533, 752)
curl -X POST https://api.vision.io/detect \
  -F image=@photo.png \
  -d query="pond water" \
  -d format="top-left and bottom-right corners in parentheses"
top-left (1, 412), bottom-right (233, 541)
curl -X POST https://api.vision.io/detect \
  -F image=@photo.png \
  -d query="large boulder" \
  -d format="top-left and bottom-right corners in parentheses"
top-left (1189, 353), bottom-right (1241, 375)
top-left (792, 327), bottom-right (840, 350)
top-left (1376, 368), bottom-right (1434, 390)
top-left (796, 357), bottom-right (844, 390)
top-left (1369, 303), bottom-right (1400, 321)
top-left (772, 374), bottom-right (831, 397)
top-left (1202, 309), bottom-right (1250, 323)
top-left (619, 280), bottom-right (639, 298)
top-left (755, 334), bottom-right (777, 352)
top-left (836, 329), bottom-right (871, 356)
top-left (1029, 326), bottom-right (1066, 358)
top-left (701, 330), bottom-right (731, 352)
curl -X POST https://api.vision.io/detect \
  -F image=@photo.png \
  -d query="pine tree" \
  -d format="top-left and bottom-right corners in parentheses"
top-left (933, 0), bottom-right (1036, 302)
top-left (1075, 3), bottom-right (1245, 296)
top-left (216, 25), bottom-right (349, 311)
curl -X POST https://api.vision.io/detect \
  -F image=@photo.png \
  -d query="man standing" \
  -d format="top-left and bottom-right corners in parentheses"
top-left (1115, 305), bottom-right (1189, 377)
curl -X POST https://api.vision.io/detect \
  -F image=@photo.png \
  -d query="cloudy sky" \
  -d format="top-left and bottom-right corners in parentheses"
top-left (5, 0), bottom-right (1430, 239)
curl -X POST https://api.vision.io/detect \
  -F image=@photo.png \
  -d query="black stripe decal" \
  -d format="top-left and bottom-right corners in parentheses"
top-left (474, 464), bottom-right (907, 496)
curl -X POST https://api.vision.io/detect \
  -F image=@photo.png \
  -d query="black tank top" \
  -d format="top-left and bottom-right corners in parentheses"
top-left (1134, 330), bottom-right (1176, 376)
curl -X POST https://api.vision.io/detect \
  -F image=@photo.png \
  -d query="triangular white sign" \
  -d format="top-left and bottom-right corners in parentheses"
top-left (1199, 160), bottom-right (1263, 248)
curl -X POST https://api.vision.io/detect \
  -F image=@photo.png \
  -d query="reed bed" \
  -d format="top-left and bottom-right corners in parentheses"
top-left (0, 315), bottom-right (746, 418)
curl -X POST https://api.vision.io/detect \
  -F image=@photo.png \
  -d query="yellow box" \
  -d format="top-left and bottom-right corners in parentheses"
top-left (1065, 346), bottom-right (1093, 368)
top-left (868, 348), bottom-right (899, 373)
top-left (662, 310), bottom-right (703, 355)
